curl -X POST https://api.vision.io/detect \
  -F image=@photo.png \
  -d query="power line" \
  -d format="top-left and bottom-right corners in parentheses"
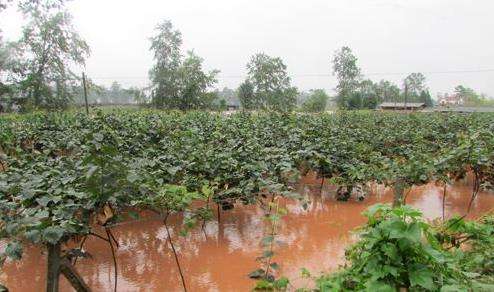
top-left (366, 68), bottom-right (494, 76)
top-left (2, 68), bottom-right (494, 80)
top-left (82, 68), bottom-right (494, 80)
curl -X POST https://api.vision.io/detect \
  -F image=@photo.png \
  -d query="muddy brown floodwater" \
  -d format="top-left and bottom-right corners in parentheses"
top-left (2, 175), bottom-right (494, 292)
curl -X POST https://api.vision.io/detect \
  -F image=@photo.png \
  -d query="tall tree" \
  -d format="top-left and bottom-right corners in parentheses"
top-left (359, 79), bottom-right (379, 109)
top-left (403, 73), bottom-right (427, 97)
top-left (332, 46), bottom-right (361, 109)
top-left (149, 20), bottom-right (182, 108)
top-left (375, 80), bottom-right (401, 103)
top-left (420, 90), bottom-right (433, 107)
top-left (177, 51), bottom-right (218, 110)
top-left (0, 35), bottom-right (20, 97)
top-left (238, 80), bottom-right (257, 110)
top-left (18, 9), bottom-right (89, 107)
top-left (149, 20), bottom-right (218, 110)
top-left (301, 89), bottom-right (329, 112)
top-left (401, 73), bottom-right (435, 106)
top-left (246, 52), bottom-right (297, 111)
top-left (454, 85), bottom-right (481, 105)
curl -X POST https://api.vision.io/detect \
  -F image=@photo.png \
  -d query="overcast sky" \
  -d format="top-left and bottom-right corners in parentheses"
top-left (2, 0), bottom-right (494, 96)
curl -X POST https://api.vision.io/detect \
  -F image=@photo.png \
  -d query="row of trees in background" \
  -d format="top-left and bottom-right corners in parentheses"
top-left (0, 0), bottom-right (153, 111)
top-left (146, 25), bottom-right (444, 112)
top-left (332, 46), bottom-right (433, 109)
top-left (146, 20), bottom-right (330, 112)
top-left (147, 20), bottom-right (330, 112)
top-left (452, 85), bottom-right (494, 106)
top-left (1, 3), bottom-right (492, 112)
top-left (72, 81), bottom-right (143, 105)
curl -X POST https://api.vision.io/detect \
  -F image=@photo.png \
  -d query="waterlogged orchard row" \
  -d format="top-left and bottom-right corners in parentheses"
top-left (1, 111), bottom-right (494, 291)
top-left (1, 179), bottom-right (494, 291)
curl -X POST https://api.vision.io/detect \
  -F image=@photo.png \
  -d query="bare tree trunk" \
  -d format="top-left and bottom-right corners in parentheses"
top-left (60, 259), bottom-right (91, 292)
top-left (46, 243), bottom-right (61, 292)
top-left (467, 170), bottom-right (480, 214)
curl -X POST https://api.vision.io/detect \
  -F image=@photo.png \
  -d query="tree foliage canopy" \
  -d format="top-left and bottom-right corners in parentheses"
top-left (244, 53), bottom-right (298, 111)
top-left (238, 79), bottom-right (257, 110)
top-left (331, 47), bottom-right (434, 109)
top-left (332, 46), bottom-right (361, 108)
top-left (454, 85), bottom-right (494, 106)
top-left (301, 89), bottom-right (329, 112)
top-left (149, 20), bottom-right (219, 110)
top-left (19, 10), bottom-right (90, 107)
top-left (0, 0), bottom-right (89, 109)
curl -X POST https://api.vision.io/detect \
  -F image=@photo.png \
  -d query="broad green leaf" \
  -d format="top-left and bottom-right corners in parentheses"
top-left (409, 266), bottom-right (434, 290)
top-left (5, 241), bottom-right (23, 260)
top-left (42, 226), bottom-right (65, 244)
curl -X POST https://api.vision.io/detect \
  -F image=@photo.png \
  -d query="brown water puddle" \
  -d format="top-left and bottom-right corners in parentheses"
top-left (2, 176), bottom-right (494, 292)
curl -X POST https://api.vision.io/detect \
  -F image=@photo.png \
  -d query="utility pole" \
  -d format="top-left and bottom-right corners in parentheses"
top-left (404, 81), bottom-right (408, 112)
top-left (82, 72), bottom-right (89, 115)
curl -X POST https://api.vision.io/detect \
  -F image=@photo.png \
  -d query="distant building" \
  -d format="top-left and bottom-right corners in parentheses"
top-left (438, 93), bottom-right (464, 106)
top-left (225, 97), bottom-right (240, 111)
top-left (227, 102), bottom-right (240, 111)
top-left (378, 102), bottom-right (426, 111)
top-left (0, 98), bottom-right (9, 113)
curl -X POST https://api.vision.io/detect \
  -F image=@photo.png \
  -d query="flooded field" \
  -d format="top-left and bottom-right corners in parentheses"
top-left (2, 176), bottom-right (494, 292)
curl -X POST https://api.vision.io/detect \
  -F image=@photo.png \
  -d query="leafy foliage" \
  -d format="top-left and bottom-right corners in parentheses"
top-left (1, 110), bottom-right (494, 289)
top-left (332, 46), bottom-right (361, 109)
top-left (0, 0), bottom-right (89, 110)
top-left (454, 85), bottom-right (494, 107)
top-left (313, 205), bottom-right (494, 291)
top-left (149, 20), bottom-right (219, 110)
top-left (251, 196), bottom-right (288, 288)
top-left (316, 205), bottom-right (462, 290)
top-left (331, 47), bottom-right (435, 109)
top-left (238, 80), bottom-right (258, 110)
top-left (245, 53), bottom-right (298, 112)
top-left (300, 89), bottom-right (329, 112)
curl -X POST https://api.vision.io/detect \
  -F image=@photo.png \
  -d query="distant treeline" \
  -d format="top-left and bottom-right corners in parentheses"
top-left (0, 1), bottom-right (492, 112)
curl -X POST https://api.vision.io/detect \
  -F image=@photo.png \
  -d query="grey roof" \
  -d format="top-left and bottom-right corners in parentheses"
top-left (379, 102), bottom-right (425, 108)
top-left (227, 97), bottom-right (240, 107)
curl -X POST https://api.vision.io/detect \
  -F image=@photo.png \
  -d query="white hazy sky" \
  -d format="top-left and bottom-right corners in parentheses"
top-left (2, 0), bottom-right (494, 96)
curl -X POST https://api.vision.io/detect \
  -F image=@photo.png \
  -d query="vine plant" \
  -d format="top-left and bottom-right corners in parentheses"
top-left (0, 111), bottom-right (494, 291)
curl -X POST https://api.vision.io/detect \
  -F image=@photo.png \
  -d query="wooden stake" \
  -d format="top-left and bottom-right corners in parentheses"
top-left (467, 171), bottom-right (480, 214)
